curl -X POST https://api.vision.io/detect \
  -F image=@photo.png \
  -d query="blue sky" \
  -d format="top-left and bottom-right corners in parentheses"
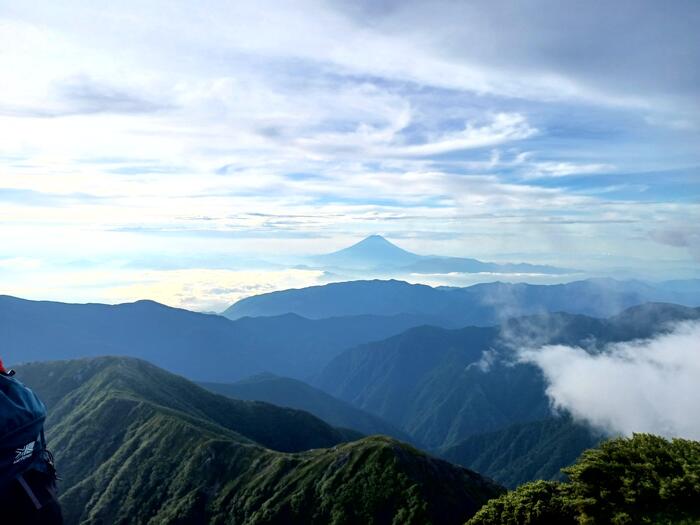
top-left (1, 0), bottom-right (699, 310)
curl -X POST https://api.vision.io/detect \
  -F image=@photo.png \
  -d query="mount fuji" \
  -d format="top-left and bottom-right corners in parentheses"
top-left (311, 235), bottom-right (575, 275)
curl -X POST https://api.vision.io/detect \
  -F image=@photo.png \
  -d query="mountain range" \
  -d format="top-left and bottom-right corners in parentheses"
top-left (223, 277), bottom-right (700, 326)
top-left (14, 353), bottom-right (698, 524)
top-left (0, 294), bottom-right (437, 382)
top-left (10, 276), bottom-right (699, 385)
top-left (200, 373), bottom-right (412, 443)
top-left (16, 357), bottom-right (503, 525)
top-left (313, 303), bottom-right (700, 450)
top-left (309, 235), bottom-right (575, 274)
top-left (5, 280), bottom-right (700, 510)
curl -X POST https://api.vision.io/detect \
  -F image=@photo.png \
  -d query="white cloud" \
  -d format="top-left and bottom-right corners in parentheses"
top-left (0, 257), bottom-right (42, 271)
top-left (466, 348), bottom-right (498, 373)
top-left (524, 161), bottom-right (615, 179)
top-left (0, 266), bottom-right (326, 312)
top-left (104, 268), bottom-right (327, 311)
top-left (388, 113), bottom-right (537, 157)
top-left (519, 321), bottom-right (700, 440)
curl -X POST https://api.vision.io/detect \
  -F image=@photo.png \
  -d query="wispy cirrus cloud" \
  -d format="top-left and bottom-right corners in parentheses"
top-left (389, 113), bottom-right (537, 157)
top-left (523, 161), bottom-right (614, 179)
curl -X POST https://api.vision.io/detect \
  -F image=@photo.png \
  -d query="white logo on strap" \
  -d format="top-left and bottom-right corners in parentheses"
top-left (13, 441), bottom-right (35, 464)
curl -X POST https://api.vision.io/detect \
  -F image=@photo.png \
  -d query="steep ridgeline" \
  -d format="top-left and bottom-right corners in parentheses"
top-left (223, 278), bottom-right (700, 324)
top-left (314, 303), bottom-right (700, 451)
top-left (440, 417), bottom-right (604, 489)
top-left (201, 374), bottom-right (413, 444)
top-left (0, 295), bottom-right (437, 381)
top-left (16, 357), bottom-right (503, 525)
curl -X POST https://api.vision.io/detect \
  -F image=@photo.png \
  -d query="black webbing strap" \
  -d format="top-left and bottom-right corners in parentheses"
top-left (16, 473), bottom-right (43, 510)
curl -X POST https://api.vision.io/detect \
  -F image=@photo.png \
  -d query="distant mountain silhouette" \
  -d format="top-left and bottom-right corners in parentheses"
top-left (314, 303), bottom-right (700, 449)
top-left (201, 373), bottom-right (413, 443)
top-left (309, 235), bottom-right (575, 274)
top-left (223, 277), bottom-right (700, 322)
top-left (313, 234), bottom-right (421, 269)
top-left (17, 357), bottom-right (502, 525)
top-left (0, 295), bottom-right (439, 382)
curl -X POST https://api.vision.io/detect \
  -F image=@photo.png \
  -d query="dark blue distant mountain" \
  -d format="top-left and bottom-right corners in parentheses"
top-left (223, 277), bottom-right (700, 323)
top-left (313, 234), bottom-right (421, 269)
top-left (224, 279), bottom-right (461, 322)
top-left (309, 235), bottom-right (575, 274)
top-left (0, 295), bottom-right (439, 382)
top-left (655, 278), bottom-right (700, 293)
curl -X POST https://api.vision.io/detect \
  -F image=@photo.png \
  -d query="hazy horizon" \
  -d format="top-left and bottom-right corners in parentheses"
top-left (2, 0), bottom-right (699, 310)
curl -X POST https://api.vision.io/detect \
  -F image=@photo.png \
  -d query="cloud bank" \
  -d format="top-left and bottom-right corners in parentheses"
top-left (519, 321), bottom-right (700, 440)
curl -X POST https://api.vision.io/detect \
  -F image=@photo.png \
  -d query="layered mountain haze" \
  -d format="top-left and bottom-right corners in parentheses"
top-left (0, 294), bottom-right (437, 382)
top-left (223, 277), bottom-right (700, 323)
top-left (15, 357), bottom-right (503, 525)
top-left (9, 279), bottom-right (697, 386)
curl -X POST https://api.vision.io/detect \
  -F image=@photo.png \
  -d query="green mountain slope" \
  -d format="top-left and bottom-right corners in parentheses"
top-left (314, 323), bottom-right (549, 448)
top-left (16, 357), bottom-right (503, 524)
top-left (18, 357), bottom-right (353, 455)
top-left (201, 373), bottom-right (414, 444)
top-left (440, 417), bottom-right (603, 488)
top-left (468, 434), bottom-right (700, 525)
top-left (315, 304), bottom-right (700, 450)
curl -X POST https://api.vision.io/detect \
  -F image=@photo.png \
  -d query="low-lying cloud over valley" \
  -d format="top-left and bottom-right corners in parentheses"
top-left (520, 321), bottom-right (700, 440)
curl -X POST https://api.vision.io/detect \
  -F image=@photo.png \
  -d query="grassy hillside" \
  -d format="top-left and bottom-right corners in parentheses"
top-left (467, 434), bottom-right (700, 525)
top-left (16, 357), bottom-right (503, 524)
top-left (201, 374), bottom-right (414, 443)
